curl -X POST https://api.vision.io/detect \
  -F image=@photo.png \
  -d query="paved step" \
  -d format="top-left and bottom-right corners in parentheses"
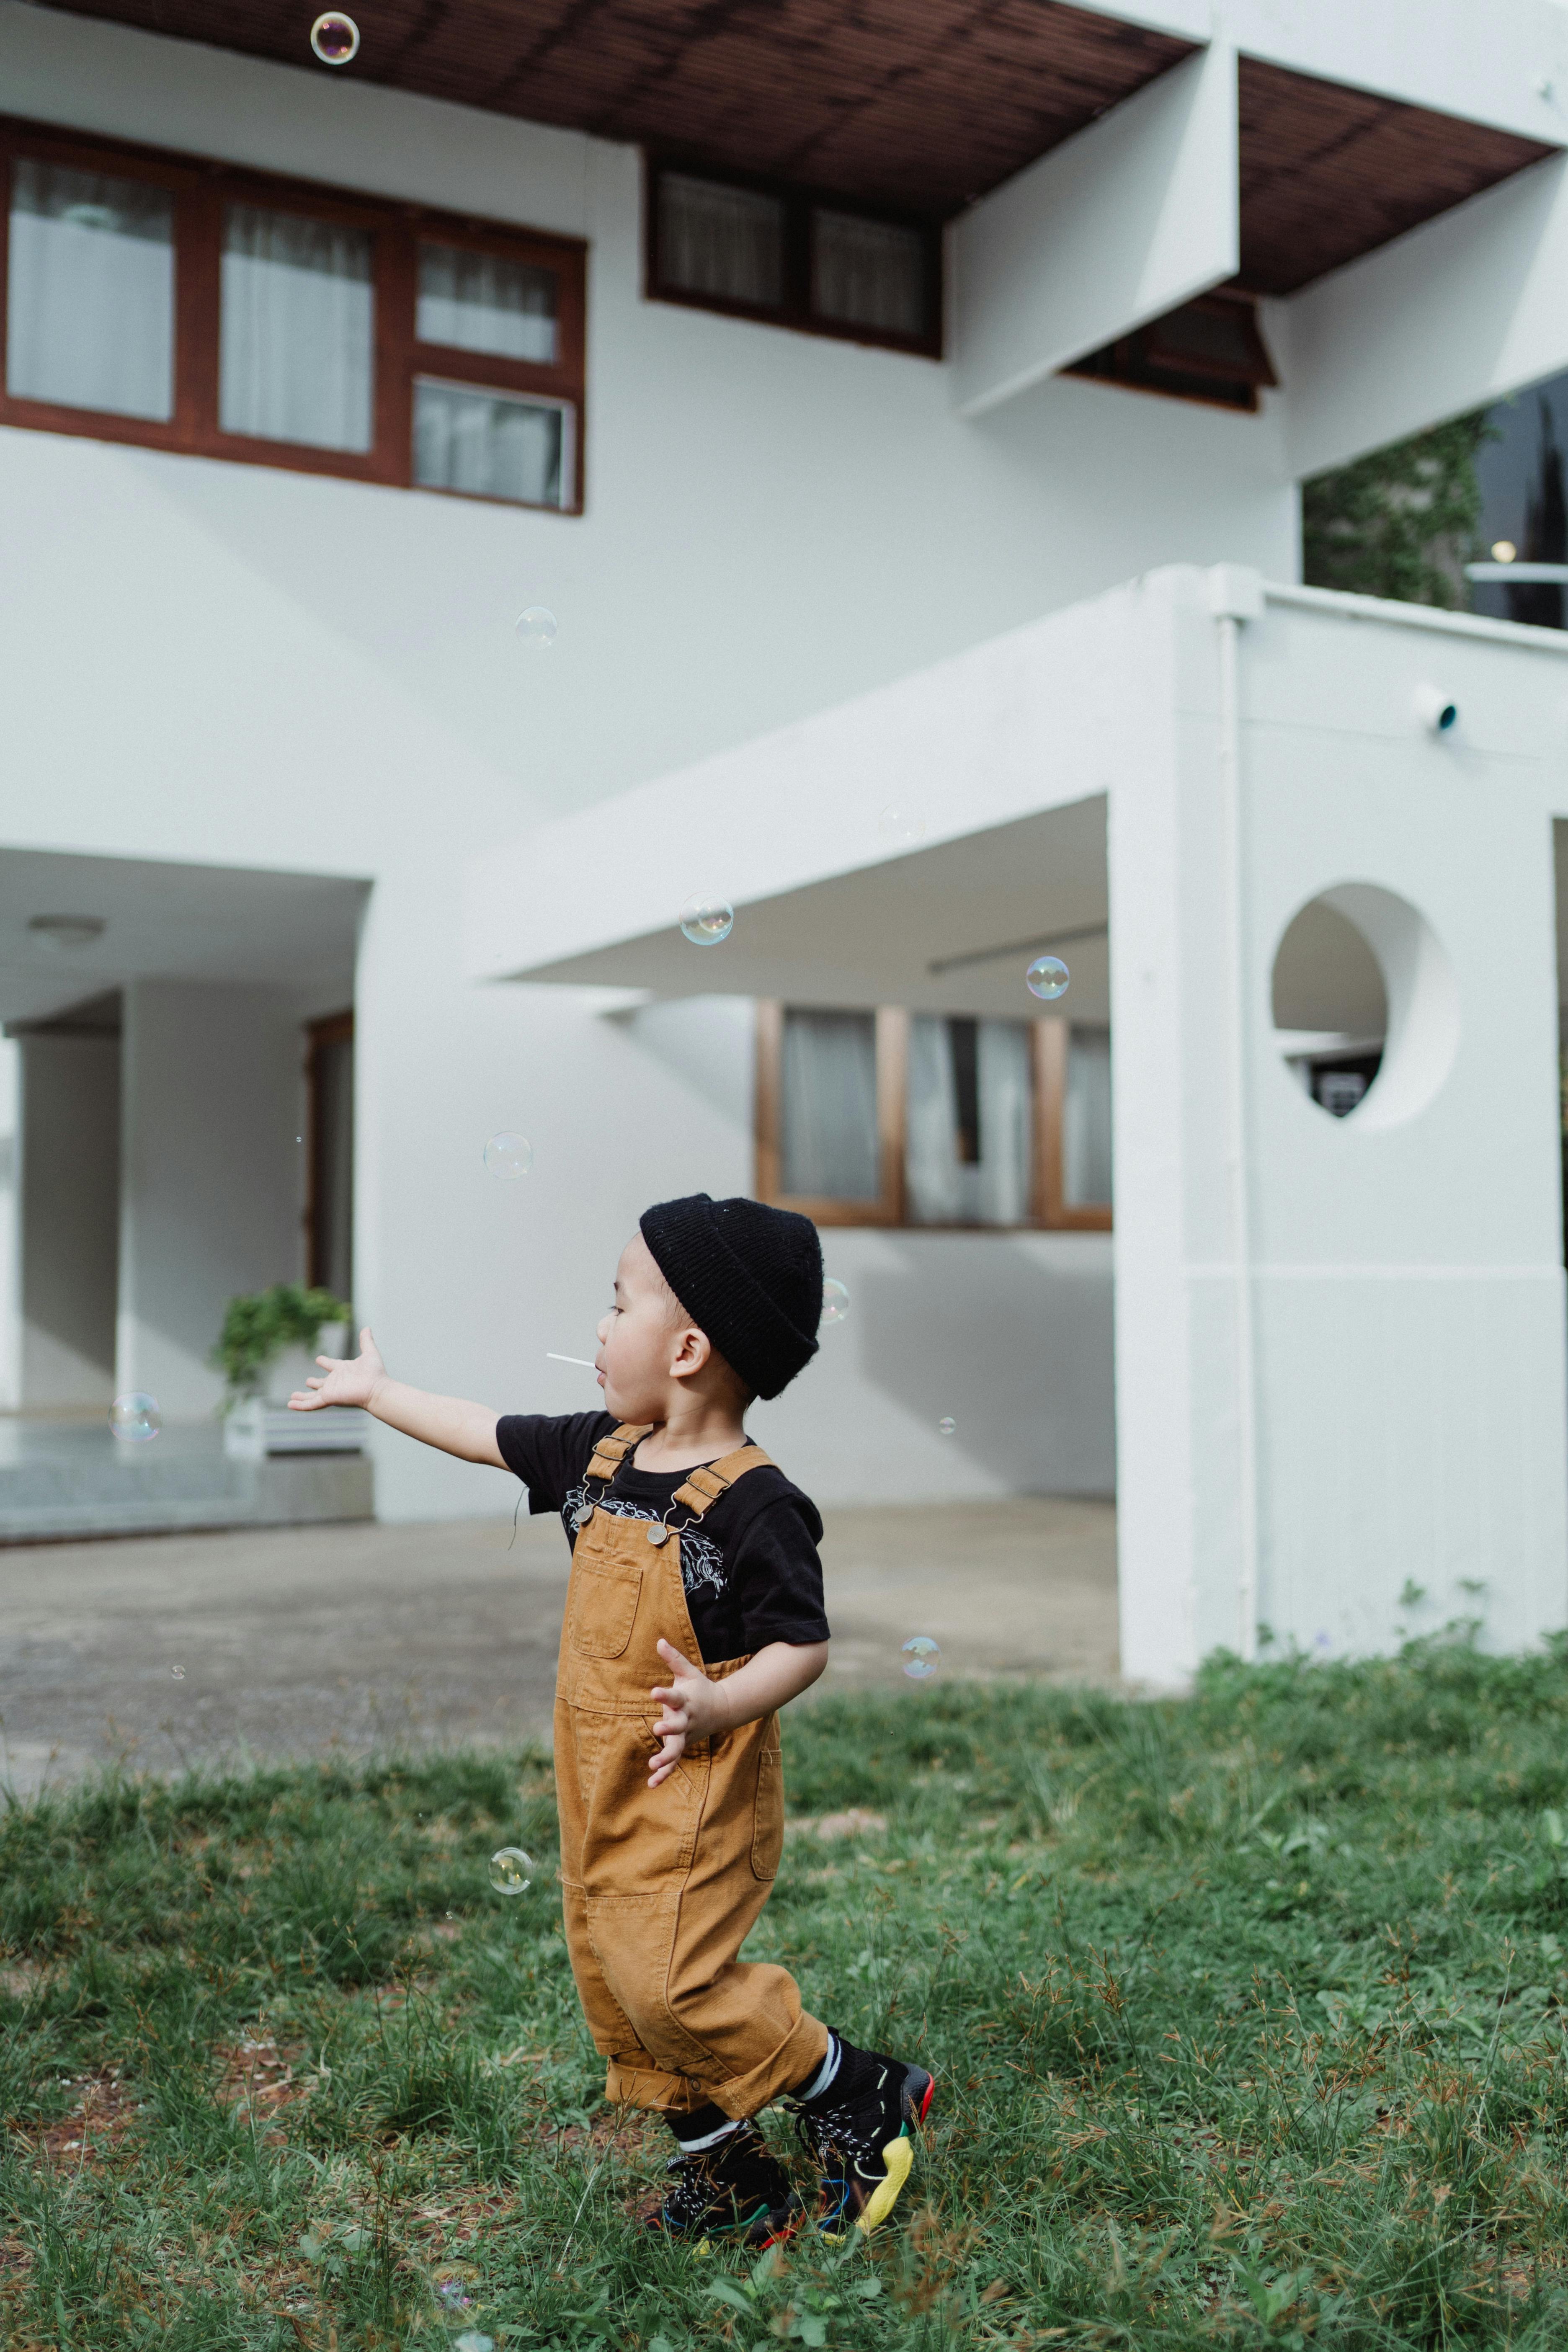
top-left (0, 1419), bottom-right (372, 1542)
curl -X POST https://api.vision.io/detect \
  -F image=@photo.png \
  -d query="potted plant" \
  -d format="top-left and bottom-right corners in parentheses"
top-left (212, 1283), bottom-right (353, 1409)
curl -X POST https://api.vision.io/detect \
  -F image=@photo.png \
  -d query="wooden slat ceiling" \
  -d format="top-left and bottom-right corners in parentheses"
top-left (34, 0), bottom-right (1196, 219)
top-left (28, 3), bottom-right (1559, 284)
top-left (1237, 57), bottom-right (1555, 297)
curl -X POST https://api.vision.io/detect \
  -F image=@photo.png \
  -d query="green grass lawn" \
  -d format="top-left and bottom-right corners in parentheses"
top-left (7, 1638), bottom-right (1568, 2349)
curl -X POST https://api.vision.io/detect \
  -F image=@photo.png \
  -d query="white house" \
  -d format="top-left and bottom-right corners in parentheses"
top-left (5, 0), bottom-right (1568, 1680)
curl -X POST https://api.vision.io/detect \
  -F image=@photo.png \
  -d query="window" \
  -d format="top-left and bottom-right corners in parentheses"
top-left (755, 1003), bottom-right (1111, 1229)
top-left (0, 118), bottom-right (586, 508)
top-left (646, 158), bottom-right (939, 356)
top-left (1066, 291), bottom-right (1277, 413)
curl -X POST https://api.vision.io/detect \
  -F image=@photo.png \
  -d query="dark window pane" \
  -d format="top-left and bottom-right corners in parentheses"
top-left (812, 209), bottom-right (925, 337)
top-left (658, 173), bottom-right (784, 308)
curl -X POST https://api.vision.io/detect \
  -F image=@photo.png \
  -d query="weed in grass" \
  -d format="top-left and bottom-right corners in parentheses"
top-left (8, 1641), bottom-right (1568, 2342)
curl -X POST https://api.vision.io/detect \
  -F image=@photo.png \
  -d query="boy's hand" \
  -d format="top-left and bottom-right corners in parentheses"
top-left (647, 1639), bottom-right (731, 1787)
top-left (288, 1326), bottom-right (386, 1411)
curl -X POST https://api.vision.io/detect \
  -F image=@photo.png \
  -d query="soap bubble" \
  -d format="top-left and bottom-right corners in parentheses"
top-left (879, 805), bottom-right (927, 846)
top-left (1025, 954), bottom-right (1070, 1001)
top-left (454, 2336), bottom-right (494, 2352)
top-left (820, 1277), bottom-right (850, 1327)
top-left (483, 1132), bottom-right (533, 1179)
top-left (516, 605), bottom-right (557, 648)
top-left (309, 10), bottom-right (359, 62)
top-left (170, 1665), bottom-right (186, 1680)
top-left (109, 1393), bottom-right (160, 1443)
top-left (937, 1417), bottom-right (956, 1436)
top-left (489, 1847), bottom-right (534, 1896)
top-left (901, 1636), bottom-right (941, 1681)
top-left (679, 897), bottom-right (734, 946)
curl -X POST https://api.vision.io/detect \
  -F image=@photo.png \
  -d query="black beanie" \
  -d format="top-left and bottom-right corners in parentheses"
top-left (639, 1194), bottom-right (823, 1400)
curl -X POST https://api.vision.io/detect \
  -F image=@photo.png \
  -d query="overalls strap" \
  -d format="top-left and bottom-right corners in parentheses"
top-left (671, 1445), bottom-right (773, 1519)
top-left (584, 1422), bottom-right (653, 1484)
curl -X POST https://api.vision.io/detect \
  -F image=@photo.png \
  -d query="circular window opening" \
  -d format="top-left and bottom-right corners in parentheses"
top-left (1271, 884), bottom-right (1458, 1130)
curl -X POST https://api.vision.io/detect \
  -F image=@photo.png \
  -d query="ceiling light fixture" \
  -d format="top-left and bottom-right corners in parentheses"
top-left (28, 914), bottom-right (106, 952)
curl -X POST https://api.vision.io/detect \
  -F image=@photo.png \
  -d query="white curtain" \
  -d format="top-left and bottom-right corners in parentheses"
top-left (780, 1011), bottom-right (878, 1200)
top-left (905, 1016), bottom-right (964, 1223)
top-left (812, 210), bottom-right (925, 336)
top-left (907, 1017), bottom-right (1033, 1225)
top-left (975, 1020), bottom-right (1033, 1224)
top-left (658, 175), bottom-right (784, 307)
top-left (413, 379), bottom-right (565, 507)
top-left (1063, 1030), bottom-right (1113, 1207)
top-left (219, 204), bottom-right (373, 451)
top-left (7, 160), bottom-right (173, 419)
top-left (417, 241), bottom-right (557, 364)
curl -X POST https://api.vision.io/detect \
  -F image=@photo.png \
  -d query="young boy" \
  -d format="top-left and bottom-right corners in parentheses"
top-left (291, 1190), bottom-right (934, 2246)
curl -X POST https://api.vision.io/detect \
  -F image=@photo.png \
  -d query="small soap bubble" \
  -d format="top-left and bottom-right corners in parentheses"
top-left (1025, 954), bottom-right (1070, 1001)
top-left (516, 605), bottom-right (557, 648)
top-left (454, 2336), bottom-right (494, 2352)
top-left (937, 1416), bottom-right (957, 1436)
top-left (109, 1393), bottom-right (161, 1443)
top-left (483, 1132), bottom-right (533, 1179)
top-left (820, 1277), bottom-right (850, 1327)
top-left (170, 1665), bottom-right (185, 1680)
top-left (879, 805), bottom-right (927, 846)
top-left (679, 897), bottom-right (734, 946)
top-left (309, 10), bottom-right (359, 63)
top-left (488, 1847), bottom-right (534, 1896)
top-left (901, 1635), bottom-right (941, 1681)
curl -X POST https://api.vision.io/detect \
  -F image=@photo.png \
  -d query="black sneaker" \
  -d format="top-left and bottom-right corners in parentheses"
top-left (789, 2050), bottom-right (935, 2237)
top-left (640, 2121), bottom-right (799, 2249)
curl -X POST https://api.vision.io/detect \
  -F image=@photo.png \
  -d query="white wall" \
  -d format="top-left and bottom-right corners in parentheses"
top-left (1112, 571), bottom-right (1568, 1681)
top-left (0, 1038), bottom-right (18, 1411)
top-left (118, 982), bottom-right (307, 1418)
top-left (0, 10), bottom-right (1297, 1519)
top-left (18, 1036), bottom-right (120, 1407)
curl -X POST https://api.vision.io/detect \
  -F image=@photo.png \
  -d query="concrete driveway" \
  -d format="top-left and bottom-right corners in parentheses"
top-left (0, 1498), bottom-right (1117, 1796)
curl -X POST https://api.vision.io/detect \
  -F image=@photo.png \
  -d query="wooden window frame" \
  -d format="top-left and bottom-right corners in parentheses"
top-left (754, 1002), bottom-right (1112, 1233)
top-left (0, 115), bottom-right (587, 511)
top-left (644, 153), bottom-right (942, 361)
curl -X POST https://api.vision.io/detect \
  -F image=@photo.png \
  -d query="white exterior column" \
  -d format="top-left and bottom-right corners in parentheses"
top-left (952, 41), bottom-right (1238, 420)
top-left (1114, 568), bottom-right (1568, 1684)
top-left (117, 981), bottom-right (307, 1418)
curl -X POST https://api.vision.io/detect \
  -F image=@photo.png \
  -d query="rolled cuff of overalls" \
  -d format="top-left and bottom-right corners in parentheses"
top-left (604, 2006), bottom-right (830, 2118)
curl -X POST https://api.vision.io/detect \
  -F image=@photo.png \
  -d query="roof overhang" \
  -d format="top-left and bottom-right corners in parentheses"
top-left (467, 592), bottom-right (1125, 1024)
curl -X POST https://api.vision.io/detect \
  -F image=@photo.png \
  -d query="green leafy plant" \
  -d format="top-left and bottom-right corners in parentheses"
top-left (1302, 409), bottom-right (1493, 608)
top-left (210, 1281), bottom-right (352, 1399)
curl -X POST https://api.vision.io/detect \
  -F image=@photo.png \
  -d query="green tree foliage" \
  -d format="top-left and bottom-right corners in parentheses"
top-left (1302, 410), bottom-right (1492, 607)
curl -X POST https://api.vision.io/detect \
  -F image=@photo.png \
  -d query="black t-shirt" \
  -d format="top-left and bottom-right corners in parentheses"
top-left (495, 1411), bottom-right (830, 1665)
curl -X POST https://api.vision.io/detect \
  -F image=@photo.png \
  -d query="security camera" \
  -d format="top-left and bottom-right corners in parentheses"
top-left (1413, 683), bottom-right (1458, 735)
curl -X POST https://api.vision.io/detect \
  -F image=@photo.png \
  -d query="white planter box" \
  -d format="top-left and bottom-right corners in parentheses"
top-left (224, 1398), bottom-right (368, 1460)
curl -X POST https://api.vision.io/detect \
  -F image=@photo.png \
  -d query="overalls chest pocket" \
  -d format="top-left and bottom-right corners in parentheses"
top-left (569, 1558), bottom-right (645, 1659)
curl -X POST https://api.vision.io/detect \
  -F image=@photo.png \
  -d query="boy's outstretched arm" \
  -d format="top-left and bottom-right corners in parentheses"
top-left (288, 1327), bottom-right (507, 1467)
top-left (647, 1638), bottom-right (828, 1788)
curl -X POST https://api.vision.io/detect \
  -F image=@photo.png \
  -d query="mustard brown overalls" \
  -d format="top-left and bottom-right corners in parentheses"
top-left (554, 1422), bottom-right (831, 2119)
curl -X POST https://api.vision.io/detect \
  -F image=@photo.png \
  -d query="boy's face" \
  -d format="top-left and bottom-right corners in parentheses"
top-left (595, 1232), bottom-right (704, 1419)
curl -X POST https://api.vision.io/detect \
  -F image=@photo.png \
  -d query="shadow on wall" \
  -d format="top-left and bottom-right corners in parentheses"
top-left (849, 1233), bottom-right (1115, 1496)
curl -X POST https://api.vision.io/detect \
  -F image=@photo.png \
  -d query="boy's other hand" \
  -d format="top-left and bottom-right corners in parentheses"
top-left (288, 1326), bottom-right (386, 1412)
top-left (648, 1639), bottom-right (729, 1787)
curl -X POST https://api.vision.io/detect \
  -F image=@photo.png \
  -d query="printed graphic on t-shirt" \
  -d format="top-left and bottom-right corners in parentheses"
top-left (562, 1480), bottom-right (726, 1602)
